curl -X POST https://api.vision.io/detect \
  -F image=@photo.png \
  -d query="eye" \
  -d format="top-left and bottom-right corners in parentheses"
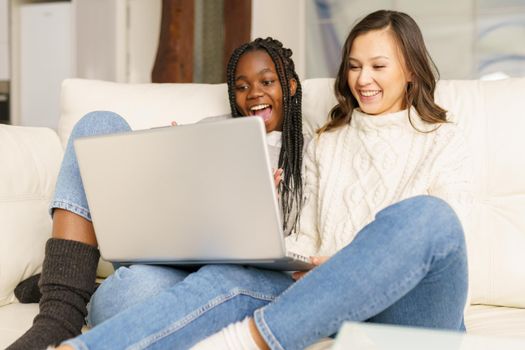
top-left (349, 65), bottom-right (361, 71)
top-left (373, 65), bottom-right (386, 69)
top-left (262, 80), bottom-right (275, 86)
top-left (235, 84), bottom-right (248, 91)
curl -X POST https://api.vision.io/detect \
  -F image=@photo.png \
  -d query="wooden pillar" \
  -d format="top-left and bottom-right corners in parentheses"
top-left (152, 0), bottom-right (195, 83)
top-left (223, 0), bottom-right (252, 77)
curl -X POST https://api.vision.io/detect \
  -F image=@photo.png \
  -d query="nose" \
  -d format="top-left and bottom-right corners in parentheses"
top-left (357, 67), bottom-right (373, 86)
top-left (247, 84), bottom-right (263, 99)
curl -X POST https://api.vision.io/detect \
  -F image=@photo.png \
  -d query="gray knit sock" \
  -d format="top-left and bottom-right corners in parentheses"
top-left (14, 273), bottom-right (42, 303)
top-left (7, 238), bottom-right (100, 350)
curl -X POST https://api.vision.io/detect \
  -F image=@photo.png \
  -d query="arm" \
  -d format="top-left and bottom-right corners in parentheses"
top-left (428, 126), bottom-right (473, 233)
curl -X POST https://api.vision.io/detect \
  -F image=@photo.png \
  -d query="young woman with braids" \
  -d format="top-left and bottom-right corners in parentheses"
top-left (8, 37), bottom-right (305, 350)
top-left (54, 10), bottom-right (470, 350)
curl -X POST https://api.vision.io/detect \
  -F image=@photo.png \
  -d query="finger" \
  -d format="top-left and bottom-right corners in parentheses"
top-left (171, 121), bottom-right (178, 126)
top-left (274, 169), bottom-right (283, 183)
top-left (292, 271), bottom-right (306, 281)
top-left (310, 256), bottom-right (329, 266)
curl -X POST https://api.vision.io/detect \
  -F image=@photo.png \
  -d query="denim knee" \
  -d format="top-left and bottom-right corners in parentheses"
top-left (377, 195), bottom-right (465, 249)
top-left (379, 195), bottom-right (459, 226)
top-left (49, 111), bottom-right (131, 220)
top-left (70, 111), bottom-right (131, 140)
top-left (87, 265), bottom-right (189, 327)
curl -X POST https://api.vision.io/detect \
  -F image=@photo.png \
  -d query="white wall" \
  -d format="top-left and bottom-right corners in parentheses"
top-left (127, 0), bottom-right (161, 83)
top-left (75, 0), bottom-right (160, 83)
top-left (74, 0), bottom-right (126, 82)
top-left (0, 0), bottom-right (9, 80)
top-left (19, 2), bottom-right (72, 128)
top-left (251, 0), bottom-right (306, 79)
top-left (251, 0), bottom-right (506, 80)
top-left (8, 0), bottom-right (160, 126)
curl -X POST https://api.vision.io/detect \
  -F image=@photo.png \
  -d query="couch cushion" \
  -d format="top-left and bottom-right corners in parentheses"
top-left (0, 125), bottom-right (62, 306)
top-left (0, 303), bottom-right (39, 349)
top-left (435, 79), bottom-right (525, 308)
top-left (59, 79), bottom-right (231, 148)
top-left (466, 304), bottom-right (525, 338)
top-left (301, 78), bottom-right (337, 135)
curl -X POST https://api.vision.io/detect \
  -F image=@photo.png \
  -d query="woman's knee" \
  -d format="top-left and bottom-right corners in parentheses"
top-left (71, 111), bottom-right (131, 140)
top-left (377, 196), bottom-right (464, 246)
top-left (88, 265), bottom-right (188, 326)
top-left (381, 196), bottom-right (460, 227)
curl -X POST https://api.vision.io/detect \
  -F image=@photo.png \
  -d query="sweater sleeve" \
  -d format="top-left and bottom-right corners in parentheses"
top-left (285, 137), bottom-right (321, 257)
top-left (428, 126), bottom-right (473, 234)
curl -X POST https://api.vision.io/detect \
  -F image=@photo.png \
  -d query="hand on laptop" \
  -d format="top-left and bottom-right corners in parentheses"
top-left (273, 168), bottom-right (283, 190)
top-left (291, 256), bottom-right (329, 281)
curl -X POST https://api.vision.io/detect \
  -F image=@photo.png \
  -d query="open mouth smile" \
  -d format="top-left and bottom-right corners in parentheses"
top-left (249, 104), bottom-right (273, 122)
top-left (359, 90), bottom-right (381, 97)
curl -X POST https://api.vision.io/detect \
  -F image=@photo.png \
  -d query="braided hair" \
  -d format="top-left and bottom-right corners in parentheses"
top-left (226, 37), bottom-right (304, 234)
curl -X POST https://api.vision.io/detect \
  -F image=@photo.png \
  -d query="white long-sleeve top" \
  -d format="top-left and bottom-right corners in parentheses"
top-left (286, 107), bottom-right (472, 257)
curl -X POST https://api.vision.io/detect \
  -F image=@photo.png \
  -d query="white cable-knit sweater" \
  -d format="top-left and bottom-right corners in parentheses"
top-left (286, 108), bottom-right (472, 257)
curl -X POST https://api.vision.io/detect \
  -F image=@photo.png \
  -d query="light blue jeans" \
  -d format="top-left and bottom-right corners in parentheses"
top-left (50, 111), bottom-right (132, 220)
top-left (57, 112), bottom-right (468, 350)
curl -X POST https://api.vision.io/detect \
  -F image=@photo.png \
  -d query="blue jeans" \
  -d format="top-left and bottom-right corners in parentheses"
top-left (62, 194), bottom-right (468, 350)
top-left (51, 111), bottom-right (182, 326)
top-left (87, 264), bottom-right (191, 327)
top-left (50, 111), bottom-right (132, 220)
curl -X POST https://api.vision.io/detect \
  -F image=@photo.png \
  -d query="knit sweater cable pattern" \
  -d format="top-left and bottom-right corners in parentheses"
top-left (286, 108), bottom-right (472, 257)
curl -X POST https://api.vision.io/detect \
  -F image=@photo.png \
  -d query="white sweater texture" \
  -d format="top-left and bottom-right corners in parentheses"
top-left (286, 108), bottom-right (472, 257)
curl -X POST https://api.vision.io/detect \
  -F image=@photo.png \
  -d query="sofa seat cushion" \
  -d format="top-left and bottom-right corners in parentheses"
top-left (465, 304), bottom-right (525, 338)
top-left (0, 303), bottom-right (39, 349)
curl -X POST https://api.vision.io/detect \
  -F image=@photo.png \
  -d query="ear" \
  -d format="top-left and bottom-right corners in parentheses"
top-left (406, 70), bottom-right (414, 83)
top-left (289, 78), bottom-right (297, 97)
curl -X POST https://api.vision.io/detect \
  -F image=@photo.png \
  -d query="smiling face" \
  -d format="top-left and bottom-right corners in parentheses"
top-left (234, 50), bottom-right (285, 132)
top-left (347, 28), bottom-right (411, 116)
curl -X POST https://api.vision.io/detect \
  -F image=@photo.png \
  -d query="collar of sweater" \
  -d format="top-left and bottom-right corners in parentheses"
top-left (351, 107), bottom-right (436, 133)
top-left (266, 131), bottom-right (282, 148)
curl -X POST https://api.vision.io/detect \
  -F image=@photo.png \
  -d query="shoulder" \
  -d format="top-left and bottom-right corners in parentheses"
top-left (315, 123), bottom-right (352, 145)
top-left (304, 124), bottom-right (352, 162)
top-left (433, 120), bottom-right (467, 147)
top-left (428, 121), bottom-right (471, 166)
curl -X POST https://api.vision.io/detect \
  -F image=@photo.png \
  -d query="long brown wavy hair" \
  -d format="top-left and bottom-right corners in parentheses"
top-left (320, 10), bottom-right (447, 133)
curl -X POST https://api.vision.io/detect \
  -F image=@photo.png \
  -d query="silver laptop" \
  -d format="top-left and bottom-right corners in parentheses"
top-left (74, 117), bottom-right (312, 271)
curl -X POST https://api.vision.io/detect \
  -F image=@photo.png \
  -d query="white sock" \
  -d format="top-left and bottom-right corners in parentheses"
top-left (191, 317), bottom-right (261, 350)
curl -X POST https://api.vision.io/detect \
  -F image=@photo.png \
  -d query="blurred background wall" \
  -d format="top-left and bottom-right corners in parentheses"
top-left (305, 0), bottom-right (525, 80)
top-left (2, 0), bottom-right (524, 128)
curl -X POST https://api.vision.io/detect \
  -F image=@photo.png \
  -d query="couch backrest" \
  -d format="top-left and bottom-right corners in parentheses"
top-left (60, 77), bottom-right (525, 308)
top-left (435, 78), bottom-right (525, 308)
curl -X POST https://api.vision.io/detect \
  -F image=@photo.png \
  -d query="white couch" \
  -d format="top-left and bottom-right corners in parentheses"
top-left (1, 77), bottom-right (525, 348)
